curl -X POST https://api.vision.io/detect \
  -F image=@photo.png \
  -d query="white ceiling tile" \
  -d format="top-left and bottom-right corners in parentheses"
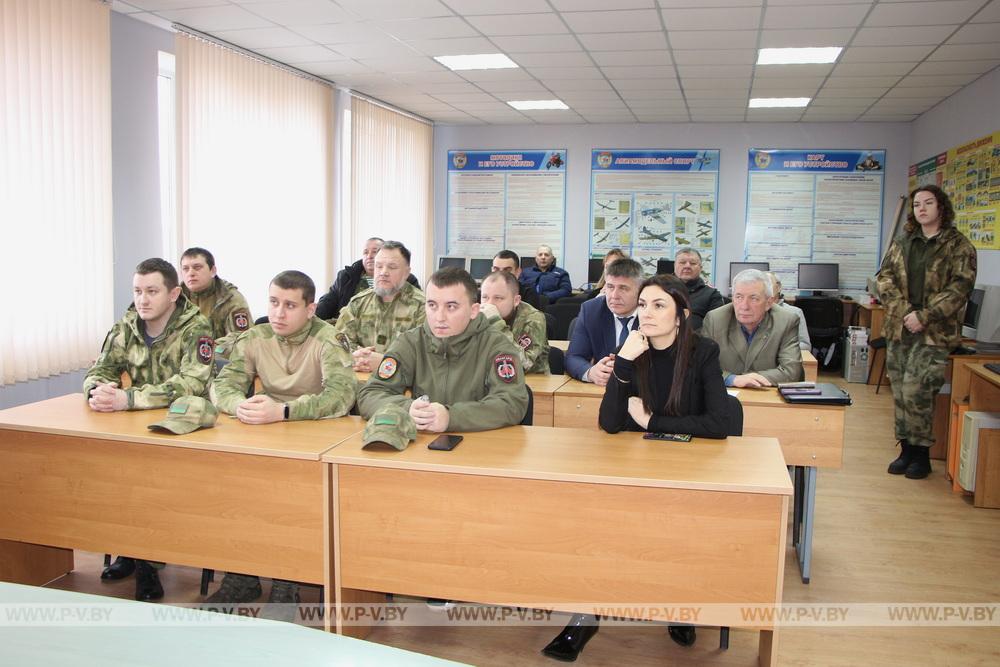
top-left (556, 0), bottom-right (656, 9)
top-left (333, 42), bottom-right (421, 59)
top-left (520, 110), bottom-right (586, 122)
top-left (660, 7), bottom-right (761, 30)
top-left (865, 0), bottom-right (980, 26)
top-left (832, 62), bottom-right (916, 76)
top-left (293, 22), bottom-right (389, 44)
top-left (972, 0), bottom-right (1000, 22)
top-left (759, 28), bottom-right (855, 48)
top-left (751, 76), bottom-right (825, 90)
top-left (454, 102), bottom-right (519, 111)
top-left (123, 0), bottom-right (224, 9)
top-left (359, 56), bottom-right (448, 72)
top-left (823, 75), bottom-right (902, 88)
top-left (947, 22), bottom-right (1000, 44)
top-left (840, 45), bottom-right (937, 62)
top-left (256, 44), bottom-right (346, 63)
top-left (527, 66), bottom-right (604, 79)
top-left (466, 13), bottom-right (567, 35)
top-left (432, 92), bottom-right (501, 103)
top-left (762, 4), bottom-right (869, 29)
top-left (543, 78), bottom-right (615, 92)
top-left (815, 86), bottom-right (890, 98)
top-left (684, 89), bottom-right (750, 99)
top-left (457, 68), bottom-right (533, 82)
top-left (302, 60), bottom-right (374, 76)
top-left (858, 114), bottom-right (918, 122)
top-left (911, 59), bottom-right (1000, 75)
top-left (391, 70), bottom-right (466, 83)
top-left (672, 49), bottom-right (756, 65)
top-left (572, 99), bottom-right (630, 109)
top-left (418, 82), bottom-right (482, 93)
top-left (444, 0), bottom-right (552, 14)
top-left (562, 9), bottom-right (661, 33)
top-left (869, 99), bottom-right (940, 113)
top-left (883, 85), bottom-right (961, 97)
top-left (406, 37), bottom-right (497, 56)
top-left (157, 5), bottom-right (273, 30)
top-left (110, 0), bottom-right (147, 10)
top-left (622, 91), bottom-right (683, 101)
top-left (668, 31), bottom-right (759, 50)
top-left (212, 27), bottom-right (312, 49)
top-left (490, 34), bottom-right (582, 52)
top-left (658, 0), bottom-right (762, 7)
top-left (242, 0), bottom-right (351, 24)
top-left (557, 91), bottom-right (616, 103)
top-left (746, 109), bottom-right (805, 121)
top-left (379, 17), bottom-right (478, 40)
top-left (680, 77), bottom-right (748, 90)
top-left (809, 97), bottom-right (878, 108)
top-left (475, 82), bottom-right (552, 94)
top-left (929, 43), bottom-right (1000, 60)
top-left (800, 112), bottom-right (861, 121)
top-left (334, 0), bottom-right (454, 20)
top-left (676, 64), bottom-right (753, 78)
top-left (509, 51), bottom-right (595, 66)
top-left (577, 31), bottom-right (668, 51)
top-left (610, 77), bottom-right (679, 90)
top-left (897, 73), bottom-right (980, 87)
top-left (767, 0), bottom-right (871, 5)
top-left (753, 64), bottom-right (833, 79)
top-left (602, 65), bottom-right (676, 79)
top-left (591, 50), bottom-right (672, 67)
top-left (750, 84), bottom-right (820, 96)
top-left (581, 115), bottom-right (637, 123)
top-left (853, 26), bottom-right (957, 47)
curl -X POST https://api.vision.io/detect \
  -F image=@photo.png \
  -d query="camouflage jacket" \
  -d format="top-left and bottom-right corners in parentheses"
top-left (210, 317), bottom-right (356, 420)
top-left (332, 281), bottom-right (426, 352)
top-left (183, 276), bottom-right (253, 358)
top-left (506, 302), bottom-right (550, 374)
top-left (877, 226), bottom-right (977, 348)
top-left (358, 314), bottom-right (528, 432)
top-left (83, 298), bottom-right (214, 410)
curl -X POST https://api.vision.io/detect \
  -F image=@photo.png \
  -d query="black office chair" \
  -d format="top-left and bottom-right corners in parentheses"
top-left (796, 297), bottom-right (844, 371)
top-left (559, 294), bottom-right (589, 305)
top-left (520, 385), bottom-right (534, 426)
top-left (547, 301), bottom-right (582, 340)
top-left (544, 312), bottom-right (556, 340)
top-left (712, 393), bottom-right (745, 650)
top-left (254, 315), bottom-right (270, 325)
top-left (567, 316), bottom-right (579, 342)
top-left (548, 346), bottom-right (565, 375)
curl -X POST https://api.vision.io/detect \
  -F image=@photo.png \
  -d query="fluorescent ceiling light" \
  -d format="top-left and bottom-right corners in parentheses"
top-left (507, 99), bottom-right (569, 110)
top-left (757, 47), bottom-right (842, 65)
top-left (434, 53), bottom-right (518, 71)
top-left (749, 97), bottom-right (811, 108)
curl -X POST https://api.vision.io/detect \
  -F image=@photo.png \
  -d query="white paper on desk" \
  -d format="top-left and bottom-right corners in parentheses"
top-left (727, 389), bottom-right (739, 397)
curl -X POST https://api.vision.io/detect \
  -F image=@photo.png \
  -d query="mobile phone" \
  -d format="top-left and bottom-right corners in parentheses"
top-left (643, 432), bottom-right (692, 443)
top-left (428, 434), bottom-right (463, 451)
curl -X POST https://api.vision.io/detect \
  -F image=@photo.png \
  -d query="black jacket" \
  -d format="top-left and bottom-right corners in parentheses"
top-left (316, 260), bottom-right (421, 321)
top-left (685, 278), bottom-right (725, 330)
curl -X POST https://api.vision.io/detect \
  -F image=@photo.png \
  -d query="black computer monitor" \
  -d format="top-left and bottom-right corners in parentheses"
top-left (656, 259), bottom-right (674, 275)
top-left (438, 256), bottom-right (465, 270)
top-left (962, 287), bottom-right (984, 338)
top-left (468, 258), bottom-right (492, 280)
top-left (797, 263), bottom-right (839, 294)
top-left (520, 256), bottom-right (536, 270)
top-left (730, 262), bottom-right (769, 279)
top-left (588, 258), bottom-right (605, 283)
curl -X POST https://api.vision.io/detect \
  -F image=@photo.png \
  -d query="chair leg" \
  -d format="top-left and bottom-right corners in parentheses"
top-left (200, 569), bottom-right (214, 596)
top-left (875, 354), bottom-right (886, 395)
top-left (719, 626), bottom-right (730, 650)
top-left (104, 554), bottom-right (111, 568)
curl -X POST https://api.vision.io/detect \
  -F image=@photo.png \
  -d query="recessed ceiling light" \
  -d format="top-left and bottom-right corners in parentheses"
top-left (434, 53), bottom-right (518, 71)
top-left (749, 97), bottom-right (811, 108)
top-left (757, 47), bottom-right (842, 65)
top-left (507, 99), bottom-right (569, 110)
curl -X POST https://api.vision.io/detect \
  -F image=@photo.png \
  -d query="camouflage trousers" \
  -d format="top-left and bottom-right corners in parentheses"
top-left (885, 330), bottom-right (949, 448)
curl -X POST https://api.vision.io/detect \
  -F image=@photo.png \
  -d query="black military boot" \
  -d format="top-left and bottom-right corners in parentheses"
top-left (204, 573), bottom-right (262, 608)
top-left (905, 445), bottom-right (932, 479)
top-left (887, 439), bottom-right (913, 475)
top-left (261, 579), bottom-right (300, 623)
top-left (134, 561), bottom-right (164, 601)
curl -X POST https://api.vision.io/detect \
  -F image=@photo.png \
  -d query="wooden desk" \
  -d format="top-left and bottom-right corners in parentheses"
top-left (802, 349), bottom-right (818, 383)
top-left (324, 427), bottom-right (791, 666)
top-left (966, 365), bottom-right (1000, 508)
top-left (857, 303), bottom-right (886, 385)
top-left (0, 395), bottom-right (364, 596)
top-left (946, 353), bottom-right (1000, 489)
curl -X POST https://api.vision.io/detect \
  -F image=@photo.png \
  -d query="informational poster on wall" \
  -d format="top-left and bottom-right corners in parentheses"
top-left (446, 149), bottom-right (566, 259)
top-left (745, 149), bottom-right (886, 292)
top-left (590, 149), bottom-right (720, 281)
top-left (908, 131), bottom-right (1000, 250)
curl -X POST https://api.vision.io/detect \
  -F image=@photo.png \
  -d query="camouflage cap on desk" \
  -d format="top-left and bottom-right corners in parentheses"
top-left (362, 404), bottom-right (417, 451)
top-left (148, 396), bottom-right (219, 435)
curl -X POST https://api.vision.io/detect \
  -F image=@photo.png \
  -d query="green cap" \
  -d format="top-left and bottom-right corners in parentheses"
top-left (362, 404), bottom-right (417, 451)
top-left (148, 396), bottom-right (219, 435)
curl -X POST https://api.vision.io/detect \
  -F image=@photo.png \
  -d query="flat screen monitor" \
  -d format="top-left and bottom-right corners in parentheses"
top-left (730, 262), bottom-right (769, 280)
top-left (438, 256), bottom-right (465, 270)
top-left (468, 258), bottom-right (492, 280)
top-left (588, 258), bottom-right (605, 283)
top-left (520, 256), bottom-right (536, 270)
top-left (797, 263), bottom-right (839, 292)
top-left (656, 259), bottom-right (675, 275)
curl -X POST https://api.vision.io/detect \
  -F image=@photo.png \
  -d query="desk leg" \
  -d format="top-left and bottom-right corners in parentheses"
top-left (759, 629), bottom-right (778, 667)
top-left (791, 466), bottom-right (803, 548)
top-left (794, 467), bottom-right (817, 584)
top-left (0, 540), bottom-right (74, 585)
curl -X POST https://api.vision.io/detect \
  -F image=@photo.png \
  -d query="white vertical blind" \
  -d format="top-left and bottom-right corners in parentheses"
top-left (0, 0), bottom-right (113, 385)
top-left (350, 97), bottom-right (433, 282)
top-left (176, 33), bottom-right (333, 316)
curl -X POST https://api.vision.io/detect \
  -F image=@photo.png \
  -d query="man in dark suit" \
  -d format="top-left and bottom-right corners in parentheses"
top-left (565, 258), bottom-right (642, 385)
top-left (701, 269), bottom-right (802, 388)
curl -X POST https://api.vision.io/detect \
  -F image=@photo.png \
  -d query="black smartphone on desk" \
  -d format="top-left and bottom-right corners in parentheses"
top-left (643, 433), bottom-right (692, 443)
top-left (428, 434), bottom-right (463, 451)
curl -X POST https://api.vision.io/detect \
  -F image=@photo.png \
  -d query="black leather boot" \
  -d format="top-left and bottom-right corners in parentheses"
top-left (541, 614), bottom-right (599, 662)
top-left (905, 445), bottom-right (932, 479)
top-left (134, 561), bottom-right (164, 601)
top-left (887, 440), bottom-right (913, 475)
top-left (101, 556), bottom-right (135, 580)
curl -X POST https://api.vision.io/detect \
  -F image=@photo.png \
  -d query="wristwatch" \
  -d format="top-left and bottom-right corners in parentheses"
top-left (283, 404), bottom-right (290, 420)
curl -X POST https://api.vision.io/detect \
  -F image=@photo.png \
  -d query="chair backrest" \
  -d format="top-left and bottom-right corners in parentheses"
top-left (546, 302), bottom-right (582, 340)
top-left (795, 297), bottom-right (843, 330)
top-left (520, 384), bottom-right (534, 425)
top-left (726, 394), bottom-right (744, 437)
top-left (544, 312), bottom-right (556, 340)
top-left (548, 346), bottom-right (565, 375)
top-left (567, 316), bottom-right (579, 341)
top-left (254, 315), bottom-right (270, 325)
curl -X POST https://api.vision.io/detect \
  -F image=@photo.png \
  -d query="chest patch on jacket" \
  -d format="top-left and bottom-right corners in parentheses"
top-left (517, 333), bottom-right (532, 349)
top-left (197, 337), bottom-right (215, 364)
top-left (495, 353), bottom-right (517, 383)
top-left (377, 356), bottom-right (398, 380)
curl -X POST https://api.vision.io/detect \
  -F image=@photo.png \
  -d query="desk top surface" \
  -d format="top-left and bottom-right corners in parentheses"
top-left (553, 380), bottom-right (845, 411)
top-left (0, 394), bottom-right (364, 460)
top-left (969, 363), bottom-right (1000, 388)
top-left (324, 426), bottom-right (792, 496)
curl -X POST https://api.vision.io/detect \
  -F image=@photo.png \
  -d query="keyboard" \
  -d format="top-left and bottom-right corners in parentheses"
top-left (986, 362), bottom-right (1000, 375)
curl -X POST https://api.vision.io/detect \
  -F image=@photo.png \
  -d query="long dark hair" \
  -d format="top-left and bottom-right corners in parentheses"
top-left (632, 274), bottom-right (695, 417)
top-left (905, 184), bottom-right (955, 233)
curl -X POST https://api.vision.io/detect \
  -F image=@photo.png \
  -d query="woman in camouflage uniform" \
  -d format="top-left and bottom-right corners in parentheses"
top-left (877, 185), bottom-right (977, 479)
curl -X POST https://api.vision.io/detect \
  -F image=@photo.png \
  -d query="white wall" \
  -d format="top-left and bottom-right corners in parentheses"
top-left (911, 66), bottom-right (1000, 286)
top-left (434, 121), bottom-right (912, 292)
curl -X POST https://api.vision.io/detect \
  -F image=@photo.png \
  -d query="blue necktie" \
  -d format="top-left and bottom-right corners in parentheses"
top-left (617, 317), bottom-right (631, 347)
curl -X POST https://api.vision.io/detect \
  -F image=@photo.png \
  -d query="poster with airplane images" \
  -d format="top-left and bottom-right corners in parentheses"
top-left (590, 150), bottom-right (720, 282)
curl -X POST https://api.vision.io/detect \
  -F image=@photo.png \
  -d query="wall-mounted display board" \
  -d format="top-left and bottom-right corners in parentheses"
top-left (908, 131), bottom-right (1000, 250)
top-left (745, 149), bottom-right (886, 292)
top-left (589, 150), bottom-right (720, 281)
top-left (447, 149), bottom-right (566, 259)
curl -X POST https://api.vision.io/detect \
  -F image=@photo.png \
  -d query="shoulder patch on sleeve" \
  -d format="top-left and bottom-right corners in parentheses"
top-left (377, 356), bottom-right (399, 380)
top-left (197, 336), bottom-right (215, 364)
top-left (494, 353), bottom-right (517, 383)
top-left (232, 310), bottom-right (251, 331)
top-left (517, 333), bottom-right (532, 349)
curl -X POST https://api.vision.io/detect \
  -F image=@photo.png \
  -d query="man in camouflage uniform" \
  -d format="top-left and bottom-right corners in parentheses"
top-left (84, 257), bottom-right (214, 602)
top-left (333, 240), bottom-right (425, 373)
top-left (878, 185), bottom-right (977, 479)
top-left (179, 247), bottom-right (253, 358)
top-left (481, 269), bottom-right (550, 374)
top-left (207, 270), bottom-right (355, 617)
top-left (315, 237), bottom-right (421, 321)
top-left (359, 267), bottom-right (528, 439)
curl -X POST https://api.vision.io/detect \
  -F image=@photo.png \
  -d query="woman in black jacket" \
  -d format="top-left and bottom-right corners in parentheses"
top-left (541, 274), bottom-right (731, 662)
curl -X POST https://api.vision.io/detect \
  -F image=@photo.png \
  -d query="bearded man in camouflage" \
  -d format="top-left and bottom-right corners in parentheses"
top-left (84, 257), bottom-right (215, 602)
top-left (179, 247), bottom-right (253, 359)
top-left (207, 270), bottom-right (356, 619)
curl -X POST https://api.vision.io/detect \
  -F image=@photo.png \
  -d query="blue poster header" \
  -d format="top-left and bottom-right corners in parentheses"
top-left (448, 149), bottom-right (565, 172)
top-left (749, 149), bottom-right (886, 172)
top-left (591, 149), bottom-right (719, 172)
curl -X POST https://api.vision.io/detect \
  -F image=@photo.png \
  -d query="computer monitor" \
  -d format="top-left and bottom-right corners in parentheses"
top-left (656, 259), bottom-right (675, 275)
top-left (437, 256), bottom-right (465, 270)
top-left (969, 284), bottom-right (1000, 350)
top-left (588, 258), bottom-right (605, 283)
top-left (797, 263), bottom-right (839, 294)
top-left (729, 261), bottom-right (769, 282)
top-left (520, 256), bottom-right (536, 270)
top-left (468, 258), bottom-right (492, 281)
top-left (963, 288), bottom-right (984, 339)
